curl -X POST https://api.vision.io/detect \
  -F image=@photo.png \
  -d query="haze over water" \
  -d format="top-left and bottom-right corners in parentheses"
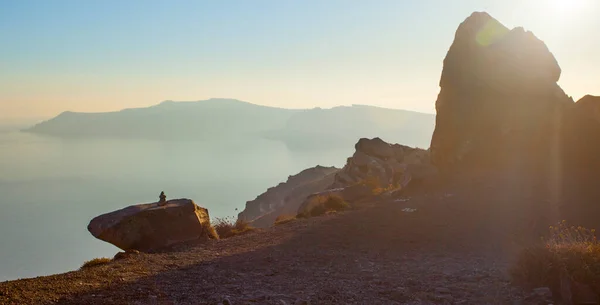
top-left (0, 128), bottom-right (351, 281)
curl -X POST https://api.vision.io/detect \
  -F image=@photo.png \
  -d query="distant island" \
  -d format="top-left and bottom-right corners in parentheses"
top-left (24, 98), bottom-right (435, 149)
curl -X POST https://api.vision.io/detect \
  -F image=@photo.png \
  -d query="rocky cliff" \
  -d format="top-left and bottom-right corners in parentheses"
top-left (237, 166), bottom-right (340, 228)
top-left (296, 137), bottom-right (437, 215)
top-left (331, 137), bottom-right (433, 190)
top-left (239, 137), bottom-right (437, 226)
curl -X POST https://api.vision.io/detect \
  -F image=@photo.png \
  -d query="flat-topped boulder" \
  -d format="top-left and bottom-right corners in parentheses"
top-left (88, 199), bottom-right (213, 252)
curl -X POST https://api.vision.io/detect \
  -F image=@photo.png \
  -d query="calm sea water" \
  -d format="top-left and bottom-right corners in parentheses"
top-left (0, 130), bottom-right (351, 281)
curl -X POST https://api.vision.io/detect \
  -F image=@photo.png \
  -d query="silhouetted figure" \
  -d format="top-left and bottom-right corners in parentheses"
top-left (159, 191), bottom-right (166, 206)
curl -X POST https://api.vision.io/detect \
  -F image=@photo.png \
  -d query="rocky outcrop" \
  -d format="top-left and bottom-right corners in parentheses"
top-left (240, 138), bottom-right (437, 226)
top-left (88, 199), bottom-right (213, 252)
top-left (296, 138), bottom-right (438, 215)
top-left (237, 166), bottom-right (340, 228)
top-left (429, 12), bottom-right (600, 227)
top-left (430, 12), bottom-right (573, 171)
top-left (332, 138), bottom-right (435, 190)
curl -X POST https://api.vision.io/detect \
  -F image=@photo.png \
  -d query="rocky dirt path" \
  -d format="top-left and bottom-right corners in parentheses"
top-left (1, 177), bottom-right (544, 305)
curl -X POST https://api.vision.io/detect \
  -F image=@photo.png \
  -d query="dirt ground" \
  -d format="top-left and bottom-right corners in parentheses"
top-left (0, 173), bottom-right (556, 305)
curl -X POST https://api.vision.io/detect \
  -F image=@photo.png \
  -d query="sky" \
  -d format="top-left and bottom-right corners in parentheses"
top-left (1, 0), bottom-right (599, 121)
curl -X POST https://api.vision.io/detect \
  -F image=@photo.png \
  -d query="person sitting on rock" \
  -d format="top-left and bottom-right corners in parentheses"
top-left (159, 191), bottom-right (167, 205)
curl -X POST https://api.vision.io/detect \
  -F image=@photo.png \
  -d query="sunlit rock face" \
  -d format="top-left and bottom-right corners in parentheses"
top-left (430, 12), bottom-right (573, 171)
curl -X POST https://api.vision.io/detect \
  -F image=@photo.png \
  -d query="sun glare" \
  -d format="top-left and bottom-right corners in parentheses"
top-left (549, 0), bottom-right (588, 14)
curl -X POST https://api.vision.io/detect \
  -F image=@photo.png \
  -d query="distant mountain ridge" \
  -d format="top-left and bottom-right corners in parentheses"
top-left (25, 98), bottom-right (435, 149)
top-left (268, 104), bottom-right (435, 149)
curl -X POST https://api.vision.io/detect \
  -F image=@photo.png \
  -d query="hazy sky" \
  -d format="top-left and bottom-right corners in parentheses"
top-left (1, 0), bottom-right (599, 120)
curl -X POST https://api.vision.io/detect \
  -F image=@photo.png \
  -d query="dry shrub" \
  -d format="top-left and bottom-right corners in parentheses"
top-left (297, 194), bottom-right (349, 218)
top-left (274, 214), bottom-right (296, 226)
top-left (213, 217), bottom-right (254, 239)
top-left (511, 220), bottom-right (600, 293)
top-left (372, 184), bottom-right (398, 196)
top-left (356, 176), bottom-right (398, 196)
top-left (80, 257), bottom-right (112, 269)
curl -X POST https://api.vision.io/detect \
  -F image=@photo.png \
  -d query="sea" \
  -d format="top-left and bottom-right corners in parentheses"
top-left (0, 128), bottom-right (351, 281)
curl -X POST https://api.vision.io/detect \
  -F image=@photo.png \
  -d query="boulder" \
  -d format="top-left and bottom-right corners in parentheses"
top-left (88, 199), bottom-right (213, 252)
top-left (430, 12), bottom-right (573, 171)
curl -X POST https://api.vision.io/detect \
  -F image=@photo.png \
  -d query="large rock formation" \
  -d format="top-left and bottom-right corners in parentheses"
top-left (430, 12), bottom-right (600, 227)
top-left (237, 166), bottom-right (340, 228)
top-left (430, 12), bottom-right (573, 171)
top-left (332, 137), bottom-right (434, 190)
top-left (238, 138), bottom-right (436, 227)
top-left (295, 138), bottom-right (437, 215)
top-left (88, 199), bottom-right (213, 252)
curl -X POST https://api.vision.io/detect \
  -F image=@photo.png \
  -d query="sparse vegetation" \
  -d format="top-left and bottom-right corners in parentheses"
top-left (356, 176), bottom-right (400, 196)
top-left (372, 183), bottom-right (399, 196)
top-left (274, 214), bottom-right (296, 226)
top-left (213, 217), bottom-right (254, 239)
top-left (297, 194), bottom-right (350, 218)
top-left (80, 257), bottom-right (112, 269)
top-left (511, 220), bottom-right (600, 293)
